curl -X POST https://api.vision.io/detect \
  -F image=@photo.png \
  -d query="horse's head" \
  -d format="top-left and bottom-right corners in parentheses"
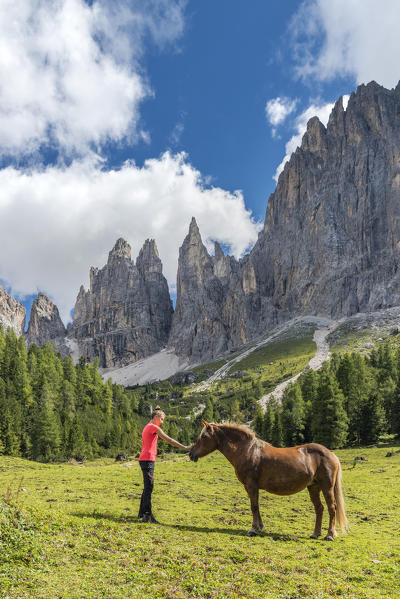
top-left (189, 420), bottom-right (220, 462)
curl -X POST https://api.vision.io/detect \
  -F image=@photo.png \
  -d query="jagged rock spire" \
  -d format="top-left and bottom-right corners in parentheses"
top-left (70, 236), bottom-right (172, 368)
top-left (136, 239), bottom-right (162, 275)
top-left (108, 238), bottom-right (131, 262)
top-left (0, 286), bottom-right (25, 336)
top-left (26, 293), bottom-right (66, 347)
top-left (214, 241), bottom-right (224, 261)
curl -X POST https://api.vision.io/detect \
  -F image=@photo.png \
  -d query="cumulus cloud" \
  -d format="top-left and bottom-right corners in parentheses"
top-left (265, 97), bottom-right (297, 136)
top-left (0, 153), bottom-right (261, 323)
top-left (0, 0), bottom-right (262, 325)
top-left (0, 0), bottom-right (185, 157)
top-left (291, 0), bottom-right (400, 88)
top-left (273, 96), bottom-right (349, 182)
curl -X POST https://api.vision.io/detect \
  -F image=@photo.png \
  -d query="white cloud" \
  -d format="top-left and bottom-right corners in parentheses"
top-left (0, 0), bottom-right (185, 157)
top-left (273, 96), bottom-right (349, 182)
top-left (291, 0), bottom-right (400, 88)
top-left (265, 97), bottom-right (297, 135)
top-left (0, 153), bottom-right (261, 323)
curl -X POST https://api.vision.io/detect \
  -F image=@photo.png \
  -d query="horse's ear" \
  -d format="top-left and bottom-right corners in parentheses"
top-left (202, 419), bottom-right (209, 427)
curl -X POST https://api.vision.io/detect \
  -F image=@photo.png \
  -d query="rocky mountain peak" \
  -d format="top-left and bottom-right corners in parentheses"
top-left (214, 241), bottom-right (224, 261)
top-left (26, 293), bottom-right (66, 348)
top-left (136, 239), bottom-right (162, 275)
top-left (108, 237), bottom-right (131, 262)
top-left (0, 286), bottom-right (25, 336)
top-left (178, 217), bottom-right (213, 286)
top-left (327, 96), bottom-right (345, 137)
top-left (301, 116), bottom-right (327, 154)
top-left (187, 217), bottom-right (202, 243)
top-left (70, 237), bottom-right (172, 367)
top-left (167, 80), bottom-right (400, 363)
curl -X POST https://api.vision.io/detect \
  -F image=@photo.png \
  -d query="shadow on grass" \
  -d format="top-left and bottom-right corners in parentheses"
top-left (165, 523), bottom-right (301, 541)
top-left (71, 511), bottom-right (302, 540)
top-left (71, 510), bottom-right (139, 523)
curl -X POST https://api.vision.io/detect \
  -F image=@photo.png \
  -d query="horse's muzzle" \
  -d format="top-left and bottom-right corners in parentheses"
top-left (189, 449), bottom-right (198, 462)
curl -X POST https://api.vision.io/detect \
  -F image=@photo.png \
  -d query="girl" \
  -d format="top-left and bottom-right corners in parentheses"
top-left (138, 406), bottom-right (190, 523)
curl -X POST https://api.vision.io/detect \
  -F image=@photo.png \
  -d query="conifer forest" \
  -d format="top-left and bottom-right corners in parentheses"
top-left (1, 323), bottom-right (400, 463)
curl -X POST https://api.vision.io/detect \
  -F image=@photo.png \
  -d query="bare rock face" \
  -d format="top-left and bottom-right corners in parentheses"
top-left (70, 238), bottom-right (173, 367)
top-left (168, 218), bottom-right (256, 362)
top-left (26, 293), bottom-right (66, 348)
top-left (0, 286), bottom-right (25, 336)
top-left (251, 81), bottom-right (400, 319)
top-left (170, 81), bottom-right (400, 361)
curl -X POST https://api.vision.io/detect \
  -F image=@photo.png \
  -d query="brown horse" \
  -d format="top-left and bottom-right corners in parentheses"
top-left (189, 421), bottom-right (348, 540)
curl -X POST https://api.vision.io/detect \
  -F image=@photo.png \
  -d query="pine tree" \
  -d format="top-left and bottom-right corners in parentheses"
top-left (32, 380), bottom-right (61, 461)
top-left (312, 371), bottom-right (348, 449)
top-left (230, 399), bottom-right (243, 422)
top-left (68, 414), bottom-right (86, 459)
top-left (203, 398), bottom-right (214, 422)
top-left (263, 402), bottom-right (275, 442)
top-left (359, 390), bottom-right (386, 444)
top-left (300, 369), bottom-right (318, 442)
top-left (336, 353), bottom-right (372, 444)
top-left (378, 376), bottom-right (396, 432)
top-left (281, 383), bottom-right (305, 446)
top-left (270, 405), bottom-right (283, 447)
top-left (253, 403), bottom-right (264, 438)
top-left (392, 377), bottom-right (400, 437)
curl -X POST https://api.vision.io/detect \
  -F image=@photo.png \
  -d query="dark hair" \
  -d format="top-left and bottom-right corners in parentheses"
top-left (152, 406), bottom-right (165, 419)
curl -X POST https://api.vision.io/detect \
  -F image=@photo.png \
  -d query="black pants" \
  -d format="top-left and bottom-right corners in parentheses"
top-left (138, 460), bottom-right (155, 517)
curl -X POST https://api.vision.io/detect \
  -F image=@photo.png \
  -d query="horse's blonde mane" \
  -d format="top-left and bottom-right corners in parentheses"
top-left (202, 421), bottom-right (271, 445)
top-left (217, 422), bottom-right (256, 440)
top-left (214, 422), bottom-right (272, 445)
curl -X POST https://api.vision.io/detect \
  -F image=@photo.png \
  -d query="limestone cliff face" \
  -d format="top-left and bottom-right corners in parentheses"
top-left (170, 81), bottom-right (400, 360)
top-left (25, 293), bottom-right (66, 348)
top-left (168, 218), bottom-right (254, 362)
top-left (0, 286), bottom-right (25, 336)
top-left (251, 81), bottom-right (400, 319)
top-left (70, 238), bottom-right (173, 367)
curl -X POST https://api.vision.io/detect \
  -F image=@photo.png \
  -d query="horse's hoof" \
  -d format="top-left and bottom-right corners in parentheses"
top-left (310, 533), bottom-right (320, 539)
top-left (324, 534), bottom-right (334, 541)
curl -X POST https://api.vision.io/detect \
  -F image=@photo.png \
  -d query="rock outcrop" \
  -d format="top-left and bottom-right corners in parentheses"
top-left (70, 238), bottom-right (173, 367)
top-left (6, 80), bottom-right (400, 369)
top-left (0, 286), bottom-right (25, 336)
top-left (25, 293), bottom-right (66, 349)
top-left (169, 81), bottom-right (400, 361)
top-left (251, 81), bottom-right (400, 318)
top-left (168, 218), bottom-right (270, 362)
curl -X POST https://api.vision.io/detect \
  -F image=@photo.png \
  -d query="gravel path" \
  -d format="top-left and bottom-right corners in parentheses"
top-left (193, 316), bottom-right (335, 394)
top-left (258, 321), bottom-right (339, 409)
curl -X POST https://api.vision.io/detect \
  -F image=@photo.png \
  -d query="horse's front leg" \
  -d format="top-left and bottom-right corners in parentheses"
top-left (244, 482), bottom-right (264, 536)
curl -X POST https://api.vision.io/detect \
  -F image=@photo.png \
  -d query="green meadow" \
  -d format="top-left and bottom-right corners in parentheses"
top-left (1, 444), bottom-right (399, 599)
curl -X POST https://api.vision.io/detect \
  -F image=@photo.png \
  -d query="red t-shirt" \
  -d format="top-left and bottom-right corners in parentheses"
top-left (139, 423), bottom-right (161, 461)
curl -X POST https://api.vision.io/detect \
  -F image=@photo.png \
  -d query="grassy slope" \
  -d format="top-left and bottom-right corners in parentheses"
top-left (1, 446), bottom-right (399, 599)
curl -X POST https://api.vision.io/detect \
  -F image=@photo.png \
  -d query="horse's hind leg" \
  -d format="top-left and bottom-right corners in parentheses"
top-left (307, 483), bottom-right (324, 539)
top-left (244, 482), bottom-right (264, 536)
top-left (321, 486), bottom-right (336, 541)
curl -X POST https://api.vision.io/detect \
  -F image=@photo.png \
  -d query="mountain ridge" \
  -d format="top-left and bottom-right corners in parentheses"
top-left (2, 80), bottom-right (400, 376)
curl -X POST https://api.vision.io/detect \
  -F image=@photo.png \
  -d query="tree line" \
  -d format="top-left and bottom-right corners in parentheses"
top-left (2, 321), bottom-right (400, 462)
top-left (0, 326), bottom-right (145, 461)
top-left (253, 343), bottom-right (400, 448)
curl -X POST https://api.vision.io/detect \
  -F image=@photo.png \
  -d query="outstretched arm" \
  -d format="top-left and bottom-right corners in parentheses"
top-left (157, 429), bottom-right (190, 451)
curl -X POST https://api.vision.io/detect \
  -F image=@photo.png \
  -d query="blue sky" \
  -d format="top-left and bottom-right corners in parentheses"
top-left (0, 0), bottom-right (399, 326)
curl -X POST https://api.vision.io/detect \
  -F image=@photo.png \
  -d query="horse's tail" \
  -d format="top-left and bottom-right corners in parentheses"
top-left (334, 459), bottom-right (349, 532)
